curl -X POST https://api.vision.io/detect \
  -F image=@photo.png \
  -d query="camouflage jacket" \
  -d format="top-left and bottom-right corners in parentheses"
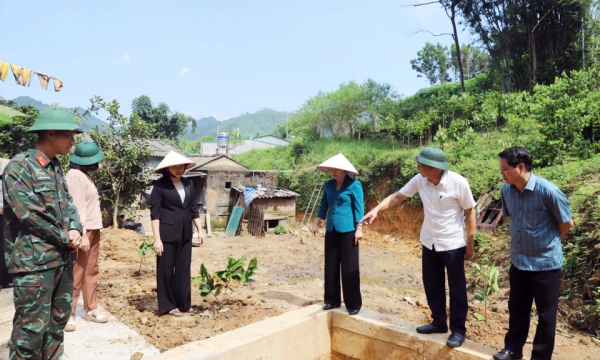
top-left (2, 148), bottom-right (82, 273)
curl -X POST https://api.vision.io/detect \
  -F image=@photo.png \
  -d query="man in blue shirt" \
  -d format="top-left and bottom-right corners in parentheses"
top-left (494, 147), bottom-right (573, 360)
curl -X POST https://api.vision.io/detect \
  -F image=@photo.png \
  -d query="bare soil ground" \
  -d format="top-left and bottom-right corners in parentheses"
top-left (97, 223), bottom-right (600, 358)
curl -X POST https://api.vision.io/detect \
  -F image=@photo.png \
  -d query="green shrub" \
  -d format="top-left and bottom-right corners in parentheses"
top-left (274, 224), bottom-right (287, 235)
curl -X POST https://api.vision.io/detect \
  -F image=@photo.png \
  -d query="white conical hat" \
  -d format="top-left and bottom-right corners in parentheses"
top-left (0, 158), bottom-right (10, 175)
top-left (154, 151), bottom-right (197, 173)
top-left (316, 153), bottom-right (359, 175)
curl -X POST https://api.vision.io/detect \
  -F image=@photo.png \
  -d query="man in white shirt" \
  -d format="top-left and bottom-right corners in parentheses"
top-left (361, 147), bottom-right (476, 348)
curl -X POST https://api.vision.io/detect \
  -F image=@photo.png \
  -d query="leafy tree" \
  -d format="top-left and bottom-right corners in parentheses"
top-left (457, 0), bottom-right (590, 91)
top-left (0, 98), bottom-right (39, 158)
top-left (132, 95), bottom-right (196, 140)
top-left (84, 96), bottom-right (154, 229)
top-left (410, 42), bottom-right (452, 86)
top-left (450, 44), bottom-right (491, 81)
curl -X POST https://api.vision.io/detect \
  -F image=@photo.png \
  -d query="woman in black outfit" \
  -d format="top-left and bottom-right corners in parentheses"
top-left (151, 151), bottom-right (205, 316)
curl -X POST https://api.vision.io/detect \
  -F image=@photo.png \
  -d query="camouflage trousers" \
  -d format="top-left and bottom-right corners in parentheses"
top-left (10, 264), bottom-right (73, 360)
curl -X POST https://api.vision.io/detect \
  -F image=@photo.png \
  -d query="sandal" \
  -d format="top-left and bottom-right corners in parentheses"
top-left (84, 309), bottom-right (108, 323)
top-left (168, 308), bottom-right (182, 317)
top-left (65, 317), bottom-right (76, 332)
top-left (179, 307), bottom-right (194, 313)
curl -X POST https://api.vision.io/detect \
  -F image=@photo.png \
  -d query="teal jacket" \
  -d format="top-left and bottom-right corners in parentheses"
top-left (316, 177), bottom-right (364, 233)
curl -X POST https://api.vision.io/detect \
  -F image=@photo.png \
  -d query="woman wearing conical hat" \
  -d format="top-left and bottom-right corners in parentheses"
top-left (151, 151), bottom-right (205, 316)
top-left (311, 153), bottom-right (364, 315)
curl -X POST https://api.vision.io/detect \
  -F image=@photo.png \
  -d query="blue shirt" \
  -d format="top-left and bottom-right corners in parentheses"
top-left (317, 177), bottom-right (364, 233)
top-left (501, 173), bottom-right (572, 271)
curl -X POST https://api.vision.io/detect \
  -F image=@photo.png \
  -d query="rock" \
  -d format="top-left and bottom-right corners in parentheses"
top-left (140, 317), bottom-right (148, 325)
top-left (130, 352), bottom-right (144, 360)
top-left (403, 296), bottom-right (415, 306)
top-left (300, 237), bottom-right (306, 244)
top-left (579, 338), bottom-right (589, 345)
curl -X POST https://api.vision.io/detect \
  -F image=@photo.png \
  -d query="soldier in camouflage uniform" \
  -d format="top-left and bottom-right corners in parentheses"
top-left (2, 109), bottom-right (84, 360)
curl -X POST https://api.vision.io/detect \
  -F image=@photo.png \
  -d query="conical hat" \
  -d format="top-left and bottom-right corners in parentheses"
top-left (154, 151), bottom-right (197, 173)
top-left (317, 153), bottom-right (359, 175)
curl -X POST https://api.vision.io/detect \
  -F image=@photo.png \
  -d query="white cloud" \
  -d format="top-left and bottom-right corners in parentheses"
top-left (116, 53), bottom-right (131, 64)
top-left (179, 67), bottom-right (190, 76)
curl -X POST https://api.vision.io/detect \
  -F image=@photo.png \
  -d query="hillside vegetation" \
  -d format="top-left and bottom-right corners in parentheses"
top-left (184, 108), bottom-right (289, 141)
top-left (13, 96), bottom-right (108, 131)
top-left (234, 69), bottom-right (600, 335)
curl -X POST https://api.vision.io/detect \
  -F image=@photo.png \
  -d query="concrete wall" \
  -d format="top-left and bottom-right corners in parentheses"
top-left (146, 305), bottom-right (331, 360)
top-left (252, 197), bottom-right (296, 229)
top-left (147, 306), bottom-right (497, 360)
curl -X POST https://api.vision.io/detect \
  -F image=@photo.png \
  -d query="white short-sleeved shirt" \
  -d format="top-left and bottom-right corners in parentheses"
top-left (399, 170), bottom-right (476, 251)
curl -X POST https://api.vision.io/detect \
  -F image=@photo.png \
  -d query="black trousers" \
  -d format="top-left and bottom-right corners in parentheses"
top-left (422, 244), bottom-right (468, 335)
top-left (324, 229), bottom-right (362, 311)
top-left (156, 240), bottom-right (192, 311)
top-left (0, 214), bottom-right (12, 286)
top-left (505, 265), bottom-right (561, 360)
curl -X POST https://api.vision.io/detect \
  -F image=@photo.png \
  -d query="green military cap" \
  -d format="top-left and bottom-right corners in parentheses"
top-left (27, 109), bottom-right (83, 133)
top-left (70, 141), bottom-right (104, 166)
top-left (414, 146), bottom-right (450, 170)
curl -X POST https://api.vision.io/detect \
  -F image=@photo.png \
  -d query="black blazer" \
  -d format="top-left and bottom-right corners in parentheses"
top-left (150, 176), bottom-right (199, 242)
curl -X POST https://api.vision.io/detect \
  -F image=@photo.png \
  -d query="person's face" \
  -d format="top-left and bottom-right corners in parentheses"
top-left (49, 130), bottom-right (77, 156)
top-left (417, 162), bottom-right (435, 178)
top-left (168, 164), bottom-right (186, 178)
top-left (498, 158), bottom-right (525, 184)
top-left (329, 168), bottom-right (346, 179)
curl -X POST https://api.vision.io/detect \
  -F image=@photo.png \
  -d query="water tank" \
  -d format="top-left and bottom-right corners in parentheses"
top-left (217, 132), bottom-right (230, 148)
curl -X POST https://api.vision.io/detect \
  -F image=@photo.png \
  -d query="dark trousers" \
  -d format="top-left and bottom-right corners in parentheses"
top-left (156, 240), bottom-right (192, 311)
top-left (422, 244), bottom-right (468, 335)
top-left (0, 214), bottom-right (12, 286)
top-left (504, 265), bottom-right (561, 360)
top-left (324, 229), bottom-right (362, 311)
top-left (11, 264), bottom-right (73, 360)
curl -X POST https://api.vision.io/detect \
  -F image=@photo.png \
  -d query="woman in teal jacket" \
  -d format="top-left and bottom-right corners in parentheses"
top-left (311, 153), bottom-right (364, 315)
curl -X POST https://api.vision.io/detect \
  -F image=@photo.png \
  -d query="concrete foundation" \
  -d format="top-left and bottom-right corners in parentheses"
top-left (147, 305), bottom-right (496, 360)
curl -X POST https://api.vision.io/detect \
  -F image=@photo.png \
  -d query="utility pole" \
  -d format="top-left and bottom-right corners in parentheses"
top-left (286, 115), bottom-right (289, 139)
top-left (237, 126), bottom-right (240, 137)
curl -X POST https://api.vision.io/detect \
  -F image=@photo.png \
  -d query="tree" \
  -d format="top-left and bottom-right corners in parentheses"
top-left (132, 95), bottom-right (196, 140)
top-left (450, 44), bottom-right (491, 81)
top-left (457, 0), bottom-right (590, 91)
top-left (0, 99), bottom-right (38, 158)
top-left (410, 42), bottom-right (452, 85)
top-left (84, 96), bottom-right (154, 229)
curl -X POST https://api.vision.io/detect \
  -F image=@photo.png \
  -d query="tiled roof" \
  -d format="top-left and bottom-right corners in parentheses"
top-left (146, 140), bottom-right (183, 157)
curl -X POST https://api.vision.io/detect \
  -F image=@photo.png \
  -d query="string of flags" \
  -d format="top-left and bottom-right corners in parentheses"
top-left (0, 61), bottom-right (63, 92)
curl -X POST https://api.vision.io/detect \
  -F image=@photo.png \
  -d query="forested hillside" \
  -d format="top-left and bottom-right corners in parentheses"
top-left (234, 0), bottom-right (600, 335)
top-left (184, 108), bottom-right (290, 141)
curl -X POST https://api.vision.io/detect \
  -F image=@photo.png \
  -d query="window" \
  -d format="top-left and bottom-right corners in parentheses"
top-left (225, 181), bottom-right (231, 189)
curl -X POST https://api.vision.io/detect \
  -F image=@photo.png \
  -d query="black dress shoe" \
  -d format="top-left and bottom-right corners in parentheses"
top-left (416, 324), bottom-right (448, 334)
top-left (322, 304), bottom-right (340, 310)
top-left (493, 349), bottom-right (523, 360)
top-left (348, 309), bottom-right (360, 315)
top-left (446, 332), bottom-right (465, 348)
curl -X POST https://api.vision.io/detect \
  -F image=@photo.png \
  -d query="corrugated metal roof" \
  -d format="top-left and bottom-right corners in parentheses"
top-left (232, 186), bottom-right (299, 198)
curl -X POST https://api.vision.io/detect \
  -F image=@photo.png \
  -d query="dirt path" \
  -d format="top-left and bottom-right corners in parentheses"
top-left (97, 228), bottom-right (599, 358)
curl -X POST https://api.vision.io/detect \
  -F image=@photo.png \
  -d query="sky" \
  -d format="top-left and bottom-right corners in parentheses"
top-left (0, 0), bottom-right (472, 121)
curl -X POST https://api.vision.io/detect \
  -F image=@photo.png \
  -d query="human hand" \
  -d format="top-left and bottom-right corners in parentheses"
top-left (197, 232), bottom-right (205, 247)
top-left (310, 223), bottom-right (319, 238)
top-left (355, 227), bottom-right (363, 245)
top-left (79, 233), bottom-right (91, 252)
top-left (0, 207), bottom-right (3, 215)
top-left (361, 210), bottom-right (378, 225)
top-left (67, 229), bottom-right (82, 250)
top-left (154, 239), bottom-right (164, 256)
top-left (465, 242), bottom-right (474, 261)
